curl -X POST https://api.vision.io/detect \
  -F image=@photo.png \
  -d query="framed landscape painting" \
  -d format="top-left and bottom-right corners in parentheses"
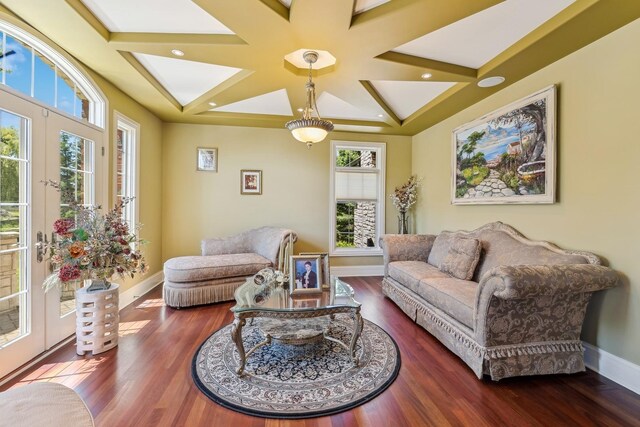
top-left (452, 85), bottom-right (556, 205)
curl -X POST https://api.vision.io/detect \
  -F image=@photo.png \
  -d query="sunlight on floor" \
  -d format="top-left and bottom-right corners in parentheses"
top-left (136, 298), bottom-right (164, 308)
top-left (118, 320), bottom-right (150, 337)
top-left (11, 357), bottom-right (105, 389)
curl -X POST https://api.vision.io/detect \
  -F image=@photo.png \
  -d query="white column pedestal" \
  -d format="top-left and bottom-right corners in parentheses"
top-left (75, 283), bottom-right (119, 356)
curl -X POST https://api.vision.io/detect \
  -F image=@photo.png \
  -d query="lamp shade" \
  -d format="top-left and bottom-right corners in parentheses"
top-left (286, 118), bottom-right (334, 144)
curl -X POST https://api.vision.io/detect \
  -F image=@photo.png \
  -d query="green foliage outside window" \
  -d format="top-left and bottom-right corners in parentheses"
top-left (1, 127), bottom-right (20, 232)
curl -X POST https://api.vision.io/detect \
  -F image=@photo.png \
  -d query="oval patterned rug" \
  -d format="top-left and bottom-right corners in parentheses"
top-left (192, 315), bottom-right (401, 419)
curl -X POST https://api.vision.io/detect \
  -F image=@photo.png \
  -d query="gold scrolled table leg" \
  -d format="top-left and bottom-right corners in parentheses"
top-left (231, 316), bottom-right (247, 375)
top-left (349, 307), bottom-right (364, 366)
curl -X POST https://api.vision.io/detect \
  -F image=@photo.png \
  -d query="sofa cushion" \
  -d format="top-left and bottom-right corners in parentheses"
top-left (427, 231), bottom-right (457, 268)
top-left (388, 261), bottom-right (450, 295)
top-left (416, 277), bottom-right (476, 329)
top-left (439, 237), bottom-right (482, 280)
top-left (164, 253), bottom-right (272, 283)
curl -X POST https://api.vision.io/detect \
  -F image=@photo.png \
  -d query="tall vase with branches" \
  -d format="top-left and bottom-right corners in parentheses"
top-left (390, 176), bottom-right (421, 234)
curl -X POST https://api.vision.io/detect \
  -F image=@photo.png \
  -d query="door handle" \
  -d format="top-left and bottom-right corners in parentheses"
top-left (49, 233), bottom-right (56, 273)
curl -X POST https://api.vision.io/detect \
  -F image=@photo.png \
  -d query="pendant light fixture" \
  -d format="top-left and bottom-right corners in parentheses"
top-left (285, 51), bottom-right (334, 148)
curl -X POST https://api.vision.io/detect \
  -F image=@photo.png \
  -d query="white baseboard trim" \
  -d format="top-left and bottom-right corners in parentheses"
top-left (119, 271), bottom-right (164, 309)
top-left (330, 265), bottom-right (384, 277)
top-left (583, 341), bottom-right (640, 395)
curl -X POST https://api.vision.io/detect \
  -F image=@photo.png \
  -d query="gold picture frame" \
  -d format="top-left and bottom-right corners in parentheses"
top-left (240, 169), bottom-right (262, 195)
top-left (290, 255), bottom-right (322, 294)
top-left (300, 252), bottom-right (330, 289)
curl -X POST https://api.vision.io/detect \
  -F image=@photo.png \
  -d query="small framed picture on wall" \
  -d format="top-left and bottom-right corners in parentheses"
top-left (241, 170), bottom-right (262, 195)
top-left (197, 147), bottom-right (218, 172)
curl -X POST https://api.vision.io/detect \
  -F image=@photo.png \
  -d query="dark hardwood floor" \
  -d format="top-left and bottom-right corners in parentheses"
top-left (2, 277), bottom-right (640, 426)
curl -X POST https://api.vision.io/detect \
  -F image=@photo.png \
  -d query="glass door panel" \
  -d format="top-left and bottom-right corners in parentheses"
top-left (44, 111), bottom-right (102, 348)
top-left (0, 110), bottom-right (29, 343)
top-left (58, 131), bottom-right (94, 317)
top-left (0, 90), bottom-right (46, 380)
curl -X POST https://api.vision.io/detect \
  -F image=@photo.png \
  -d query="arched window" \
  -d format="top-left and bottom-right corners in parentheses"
top-left (0, 20), bottom-right (105, 127)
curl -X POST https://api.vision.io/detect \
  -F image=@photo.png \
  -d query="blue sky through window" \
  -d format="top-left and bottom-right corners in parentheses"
top-left (1, 31), bottom-right (86, 120)
top-left (4, 35), bottom-right (31, 96)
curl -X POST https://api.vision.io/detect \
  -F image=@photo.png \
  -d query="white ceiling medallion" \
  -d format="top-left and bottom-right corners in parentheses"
top-left (477, 76), bottom-right (505, 88)
top-left (212, 89), bottom-right (293, 116)
top-left (370, 81), bottom-right (456, 120)
top-left (133, 53), bottom-right (242, 106)
top-left (81, 0), bottom-right (234, 34)
top-left (392, 0), bottom-right (575, 68)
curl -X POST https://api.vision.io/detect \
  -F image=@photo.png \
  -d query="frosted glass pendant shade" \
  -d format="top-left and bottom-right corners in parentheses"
top-left (286, 118), bottom-right (333, 144)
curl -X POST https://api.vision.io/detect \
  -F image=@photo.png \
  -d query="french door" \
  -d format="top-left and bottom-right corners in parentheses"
top-left (0, 89), bottom-right (103, 379)
top-left (44, 110), bottom-right (103, 348)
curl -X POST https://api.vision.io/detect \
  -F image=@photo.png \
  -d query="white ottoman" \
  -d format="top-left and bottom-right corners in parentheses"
top-left (0, 382), bottom-right (94, 427)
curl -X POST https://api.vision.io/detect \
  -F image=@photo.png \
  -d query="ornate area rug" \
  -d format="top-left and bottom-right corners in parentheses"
top-left (192, 315), bottom-right (401, 419)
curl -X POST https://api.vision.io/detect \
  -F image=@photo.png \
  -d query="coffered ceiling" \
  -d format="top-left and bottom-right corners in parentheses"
top-left (1, 0), bottom-right (638, 135)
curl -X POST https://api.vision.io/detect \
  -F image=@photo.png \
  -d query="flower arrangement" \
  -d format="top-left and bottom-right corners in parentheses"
top-left (43, 180), bottom-right (148, 292)
top-left (390, 175), bottom-right (421, 213)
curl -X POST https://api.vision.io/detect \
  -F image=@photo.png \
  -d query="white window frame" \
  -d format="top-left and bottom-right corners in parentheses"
top-left (329, 140), bottom-right (386, 257)
top-left (113, 112), bottom-right (139, 230)
top-left (0, 19), bottom-right (106, 128)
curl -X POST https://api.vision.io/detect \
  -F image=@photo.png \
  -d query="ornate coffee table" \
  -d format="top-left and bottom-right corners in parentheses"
top-left (230, 272), bottom-right (362, 375)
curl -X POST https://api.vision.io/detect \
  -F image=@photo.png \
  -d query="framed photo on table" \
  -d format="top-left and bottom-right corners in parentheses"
top-left (290, 255), bottom-right (322, 294)
top-left (241, 170), bottom-right (262, 195)
top-left (300, 252), bottom-right (330, 289)
top-left (196, 147), bottom-right (217, 172)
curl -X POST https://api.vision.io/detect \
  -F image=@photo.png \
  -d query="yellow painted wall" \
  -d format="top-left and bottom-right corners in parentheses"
top-left (88, 71), bottom-right (164, 292)
top-left (412, 19), bottom-right (640, 364)
top-left (161, 124), bottom-right (411, 266)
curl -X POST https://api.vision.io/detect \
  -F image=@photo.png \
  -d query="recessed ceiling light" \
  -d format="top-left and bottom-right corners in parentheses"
top-left (477, 76), bottom-right (505, 88)
top-left (297, 108), bottom-right (304, 112)
top-left (171, 49), bottom-right (185, 57)
top-left (421, 73), bottom-right (432, 79)
top-left (208, 102), bottom-right (217, 107)
top-left (377, 114), bottom-right (384, 118)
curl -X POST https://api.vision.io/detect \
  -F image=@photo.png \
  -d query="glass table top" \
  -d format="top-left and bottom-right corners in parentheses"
top-left (231, 270), bottom-right (360, 313)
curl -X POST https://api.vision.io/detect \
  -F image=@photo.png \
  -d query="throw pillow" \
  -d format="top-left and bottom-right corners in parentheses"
top-left (427, 231), bottom-right (456, 268)
top-left (439, 237), bottom-right (482, 280)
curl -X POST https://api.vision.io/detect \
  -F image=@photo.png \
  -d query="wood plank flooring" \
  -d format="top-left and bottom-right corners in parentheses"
top-left (2, 277), bottom-right (640, 426)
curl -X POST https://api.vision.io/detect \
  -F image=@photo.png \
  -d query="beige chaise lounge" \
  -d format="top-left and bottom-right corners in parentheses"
top-left (380, 221), bottom-right (619, 381)
top-left (163, 227), bottom-right (296, 308)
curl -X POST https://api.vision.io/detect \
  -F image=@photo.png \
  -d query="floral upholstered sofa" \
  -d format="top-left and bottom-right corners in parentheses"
top-left (163, 227), bottom-right (296, 308)
top-left (380, 222), bottom-right (619, 380)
